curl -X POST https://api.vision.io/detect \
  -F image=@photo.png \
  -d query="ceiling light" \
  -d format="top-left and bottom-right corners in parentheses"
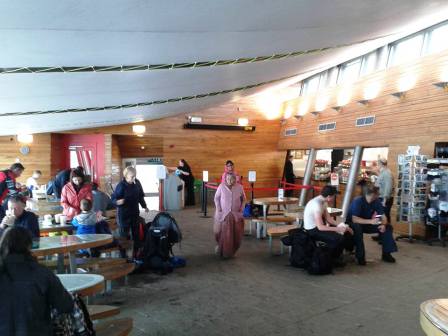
top-left (315, 95), bottom-right (329, 112)
top-left (397, 74), bottom-right (417, 93)
top-left (336, 87), bottom-right (351, 107)
top-left (238, 118), bottom-right (249, 126)
top-left (433, 82), bottom-right (448, 91)
top-left (363, 82), bottom-right (381, 100)
top-left (17, 134), bottom-right (33, 144)
top-left (141, 146), bottom-right (145, 150)
top-left (298, 99), bottom-right (310, 116)
top-left (391, 91), bottom-right (406, 99)
top-left (283, 106), bottom-right (293, 119)
top-left (188, 116), bottom-right (202, 123)
top-left (132, 125), bottom-right (146, 135)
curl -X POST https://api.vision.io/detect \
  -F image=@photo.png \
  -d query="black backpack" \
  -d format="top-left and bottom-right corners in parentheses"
top-left (307, 243), bottom-right (333, 275)
top-left (281, 228), bottom-right (314, 268)
top-left (142, 212), bottom-right (182, 274)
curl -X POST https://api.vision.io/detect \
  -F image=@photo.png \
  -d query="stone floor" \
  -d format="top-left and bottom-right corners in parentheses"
top-left (96, 207), bottom-right (448, 336)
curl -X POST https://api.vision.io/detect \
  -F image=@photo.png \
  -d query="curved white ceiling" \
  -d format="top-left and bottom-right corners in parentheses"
top-left (1, 0), bottom-right (448, 135)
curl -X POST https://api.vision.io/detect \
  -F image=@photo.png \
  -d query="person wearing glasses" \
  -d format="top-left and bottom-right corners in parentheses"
top-left (221, 160), bottom-right (242, 184)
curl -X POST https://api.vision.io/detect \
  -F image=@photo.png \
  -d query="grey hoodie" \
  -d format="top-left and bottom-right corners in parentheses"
top-left (74, 211), bottom-right (96, 226)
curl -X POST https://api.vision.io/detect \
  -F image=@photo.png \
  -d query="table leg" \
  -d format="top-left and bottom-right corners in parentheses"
top-left (57, 253), bottom-right (65, 274)
top-left (68, 252), bottom-right (77, 274)
top-left (257, 205), bottom-right (268, 239)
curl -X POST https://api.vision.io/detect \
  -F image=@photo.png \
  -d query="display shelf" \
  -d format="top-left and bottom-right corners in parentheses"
top-left (396, 154), bottom-right (428, 242)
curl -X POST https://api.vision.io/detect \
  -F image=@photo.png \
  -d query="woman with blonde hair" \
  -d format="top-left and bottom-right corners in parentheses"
top-left (112, 166), bottom-right (149, 256)
top-left (214, 173), bottom-right (246, 258)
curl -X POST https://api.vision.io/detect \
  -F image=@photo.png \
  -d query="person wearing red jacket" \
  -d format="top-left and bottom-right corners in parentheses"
top-left (61, 168), bottom-right (92, 220)
top-left (0, 163), bottom-right (25, 207)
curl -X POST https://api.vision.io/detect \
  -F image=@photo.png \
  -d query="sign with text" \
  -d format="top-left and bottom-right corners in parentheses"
top-left (330, 173), bottom-right (339, 186)
top-left (248, 171), bottom-right (257, 182)
top-left (278, 188), bottom-right (284, 199)
top-left (202, 171), bottom-right (209, 182)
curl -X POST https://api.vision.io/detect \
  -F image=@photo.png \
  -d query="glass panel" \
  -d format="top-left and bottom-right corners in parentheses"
top-left (389, 34), bottom-right (424, 66)
top-left (338, 58), bottom-right (361, 84)
top-left (326, 67), bottom-right (339, 87)
top-left (69, 150), bottom-right (79, 168)
top-left (361, 51), bottom-right (378, 76)
top-left (302, 75), bottom-right (320, 94)
top-left (428, 24), bottom-right (448, 54)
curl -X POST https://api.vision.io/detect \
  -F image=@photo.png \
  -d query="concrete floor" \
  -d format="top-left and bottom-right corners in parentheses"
top-left (97, 207), bottom-right (448, 336)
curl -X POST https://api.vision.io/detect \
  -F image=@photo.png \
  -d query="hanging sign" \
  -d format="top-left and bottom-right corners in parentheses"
top-left (278, 188), bottom-right (284, 200)
top-left (202, 171), bottom-right (209, 183)
top-left (330, 173), bottom-right (339, 186)
top-left (248, 171), bottom-right (257, 182)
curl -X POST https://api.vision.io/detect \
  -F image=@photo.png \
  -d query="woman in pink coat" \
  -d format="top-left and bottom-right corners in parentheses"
top-left (214, 173), bottom-right (246, 258)
top-left (61, 168), bottom-right (92, 220)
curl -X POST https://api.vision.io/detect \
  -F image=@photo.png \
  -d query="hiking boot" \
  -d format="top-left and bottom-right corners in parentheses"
top-left (357, 258), bottom-right (367, 266)
top-left (382, 253), bottom-right (396, 263)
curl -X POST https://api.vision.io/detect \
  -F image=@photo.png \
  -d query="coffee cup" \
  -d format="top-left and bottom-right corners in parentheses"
top-left (55, 214), bottom-right (61, 224)
top-left (44, 214), bottom-right (52, 222)
top-left (60, 215), bottom-right (67, 225)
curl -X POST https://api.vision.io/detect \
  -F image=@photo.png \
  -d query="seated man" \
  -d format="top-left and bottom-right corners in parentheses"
top-left (304, 186), bottom-right (352, 262)
top-left (347, 185), bottom-right (397, 265)
top-left (92, 183), bottom-right (113, 215)
top-left (0, 195), bottom-right (40, 239)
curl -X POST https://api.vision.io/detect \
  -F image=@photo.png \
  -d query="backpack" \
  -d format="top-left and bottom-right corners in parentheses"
top-left (142, 212), bottom-right (182, 274)
top-left (307, 243), bottom-right (333, 275)
top-left (281, 228), bottom-right (314, 268)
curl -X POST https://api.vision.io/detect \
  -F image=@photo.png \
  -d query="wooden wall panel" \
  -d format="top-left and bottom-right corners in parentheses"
top-left (73, 100), bottom-right (285, 187)
top-left (0, 134), bottom-right (52, 184)
top-left (115, 135), bottom-right (163, 158)
top-left (279, 49), bottom-right (448, 234)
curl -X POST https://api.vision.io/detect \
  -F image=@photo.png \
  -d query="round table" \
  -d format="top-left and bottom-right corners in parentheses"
top-left (32, 234), bottom-right (113, 274)
top-left (57, 274), bottom-right (105, 297)
top-left (420, 299), bottom-right (448, 335)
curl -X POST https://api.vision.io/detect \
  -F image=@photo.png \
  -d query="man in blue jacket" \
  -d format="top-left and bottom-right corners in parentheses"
top-left (0, 195), bottom-right (40, 239)
top-left (347, 185), bottom-right (397, 265)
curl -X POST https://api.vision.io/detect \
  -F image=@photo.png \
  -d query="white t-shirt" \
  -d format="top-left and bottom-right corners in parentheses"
top-left (303, 195), bottom-right (327, 230)
top-left (26, 177), bottom-right (39, 189)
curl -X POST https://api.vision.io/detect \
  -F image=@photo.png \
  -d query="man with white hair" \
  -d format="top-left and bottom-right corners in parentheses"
top-left (375, 158), bottom-right (394, 224)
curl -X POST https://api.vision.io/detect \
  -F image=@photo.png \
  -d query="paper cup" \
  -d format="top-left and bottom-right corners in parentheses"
top-left (44, 214), bottom-right (52, 222)
top-left (60, 215), bottom-right (67, 225)
top-left (54, 214), bottom-right (61, 223)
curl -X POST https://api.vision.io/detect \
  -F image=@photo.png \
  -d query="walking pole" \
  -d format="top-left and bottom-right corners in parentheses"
top-left (200, 181), bottom-right (211, 218)
top-left (200, 171), bottom-right (210, 218)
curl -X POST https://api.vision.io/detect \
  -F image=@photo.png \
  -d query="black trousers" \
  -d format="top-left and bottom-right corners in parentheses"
top-left (379, 197), bottom-right (394, 224)
top-left (118, 214), bottom-right (140, 258)
top-left (307, 228), bottom-right (345, 259)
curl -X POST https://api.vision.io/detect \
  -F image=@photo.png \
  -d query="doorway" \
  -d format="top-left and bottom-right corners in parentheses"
top-left (122, 158), bottom-right (163, 211)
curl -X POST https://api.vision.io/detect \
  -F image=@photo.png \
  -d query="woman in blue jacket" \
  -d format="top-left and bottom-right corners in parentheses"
top-left (112, 166), bottom-right (149, 256)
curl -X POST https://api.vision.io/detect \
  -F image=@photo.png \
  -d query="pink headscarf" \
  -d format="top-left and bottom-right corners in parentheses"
top-left (221, 165), bottom-right (242, 184)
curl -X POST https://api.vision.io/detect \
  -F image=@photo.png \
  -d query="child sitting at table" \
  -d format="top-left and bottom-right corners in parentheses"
top-left (72, 199), bottom-right (97, 235)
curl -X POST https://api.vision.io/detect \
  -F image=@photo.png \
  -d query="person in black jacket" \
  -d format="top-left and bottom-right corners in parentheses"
top-left (283, 155), bottom-right (296, 197)
top-left (112, 166), bottom-right (149, 257)
top-left (0, 226), bottom-right (74, 336)
top-left (177, 159), bottom-right (195, 206)
top-left (0, 195), bottom-right (40, 239)
top-left (53, 166), bottom-right (84, 199)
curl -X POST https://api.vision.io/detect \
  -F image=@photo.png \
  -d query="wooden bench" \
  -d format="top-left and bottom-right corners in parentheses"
top-left (95, 318), bottom-right (133, 336)
top-left (92, 262), bottom-right (135, 292)
top-left (39, 257), bottom-right (126, 272)
top-left (250, 216), bottom-right (296, 238)
top-left (88, 305), bottom-right (120, 320)
top-left (267, 224), bottom-right (299, 255)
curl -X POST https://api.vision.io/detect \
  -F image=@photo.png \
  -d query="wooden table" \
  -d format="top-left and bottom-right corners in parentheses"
top-left (420, 299), bottom-right (448, 335)
top-left (252, 197), bottom-right (299, 238)
top-left (327, 207), bottom-right (343, 217)
top-left (40, 224), bottom-right (74, 234)
top-left (57, 274), bottom-right (105, 297)
top-left (32, 234), bottom-right (113, 274)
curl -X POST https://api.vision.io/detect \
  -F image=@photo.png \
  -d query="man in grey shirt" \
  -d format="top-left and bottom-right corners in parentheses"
top-left (375, 158), bottom-right (394, 223)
